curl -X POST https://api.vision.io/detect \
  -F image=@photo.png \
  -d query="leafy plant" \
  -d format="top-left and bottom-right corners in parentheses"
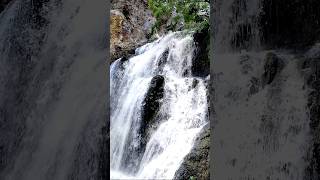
top-left (147, 0), bottom-right (209, 33)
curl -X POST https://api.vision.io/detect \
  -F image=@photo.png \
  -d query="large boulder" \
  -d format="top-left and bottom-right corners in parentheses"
top-left (174, 124), bottom-right (210, 180)
top-left (140, 75), bottom-right (165, 134)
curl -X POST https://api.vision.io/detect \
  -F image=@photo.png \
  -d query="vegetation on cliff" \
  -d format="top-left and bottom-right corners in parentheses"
top-left (147, 0), bottom-right (210, 33)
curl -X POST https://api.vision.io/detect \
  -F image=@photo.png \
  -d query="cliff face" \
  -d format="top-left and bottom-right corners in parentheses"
top-left (110, 0), bottom-right (155, 62)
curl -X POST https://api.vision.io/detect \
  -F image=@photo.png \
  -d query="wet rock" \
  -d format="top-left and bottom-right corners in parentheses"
top-left (122, 75), bottom-right (165, 172)
top-left (157, 49), bottom-right (169, 67)
top-left (119, 56), bottom-right (129, 62)
top-left (261, 52), bottom-right (284, 87)
top-left (260, 0), bottom-right (320, 49)
top-left (192, 79), bottom-right (199, 89)
top-left (191, 25), bottom-right (210, 78)
top-left (140, 75), bottom-right (165, 132)
top-left (174, 124), bottom-right (210, 180)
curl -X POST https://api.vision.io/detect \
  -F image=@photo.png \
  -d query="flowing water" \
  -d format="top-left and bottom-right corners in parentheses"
top-left (213, 0), bottom-right (312, 179)
top-left (213, 52), bottom-right (310, 179)
top-left (110, 32), bottom-right (208, 179)
top-left (0, 0), bottom-right (107, 179)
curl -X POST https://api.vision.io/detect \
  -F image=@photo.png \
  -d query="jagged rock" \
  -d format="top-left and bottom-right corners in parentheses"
top-left (157, 48), bottom-right (169, 71)
top-left (191, 25), bottom-right (210, 78)
top-left (131, 75), bottom-right (166, 162)
top-left (174, 124), bottom-right (210, 180)
top-left (140, 75), bottom-right (165, 143)
top-left (110, 0), bottom-right (155, 63)
top-left (140, 75), bottom-right (165, 132)
top-left (261, 52), bottom-right (284, 87)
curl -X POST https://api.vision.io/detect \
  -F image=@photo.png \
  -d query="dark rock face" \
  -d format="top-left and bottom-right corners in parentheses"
top-left (192, 25), bottom-right (210, 78)
top-left (174, 124), bottom-right (210, 180)
top-left (261, 52), bottom-right (284, 87)
top-left (157, 48), bottom-right (169, 73)
top-left (140, 75), bottom-right (165, 134)
top-left (260, 0), bottom-right (320, 49)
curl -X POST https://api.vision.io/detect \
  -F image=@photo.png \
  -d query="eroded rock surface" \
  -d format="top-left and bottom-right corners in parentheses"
top-left (174, 124), bottom-right (210, 180)
top-left (110, 0), bottom-right (155, 62)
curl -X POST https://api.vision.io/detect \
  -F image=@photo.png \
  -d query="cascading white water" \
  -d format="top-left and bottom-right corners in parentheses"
top-left (110, 32), bottom-right (208, 179)
top-left (214, 0), bottom-right (262, 52)
top-left (213, 0), bottom-right (312, 179)
top-left (213, 52), bottom-right (310, 179)
top-left (0, 0), bottom-right (107, 180)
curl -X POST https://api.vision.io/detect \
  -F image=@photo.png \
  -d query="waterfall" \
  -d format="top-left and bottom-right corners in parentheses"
top-left (110, 32), bottom-right (208, 179)
top-left (213, 52), bottom-right (310, 179)
top-left (213, 0), bottom-right (312, 179)
top-left (0, 0), bottom-right (107, 180)
top-left (214, 0), bottom-right (262, 52)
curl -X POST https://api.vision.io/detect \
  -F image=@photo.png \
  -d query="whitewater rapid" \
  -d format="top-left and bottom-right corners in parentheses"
top-left (110, 32), bottom-right (208, 179)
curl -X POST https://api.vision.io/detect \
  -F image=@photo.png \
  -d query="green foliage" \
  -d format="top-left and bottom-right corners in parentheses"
top-left (147, 0), bottom-right (209, 33)
top-left (189, 176), bottom-right (197, 180)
